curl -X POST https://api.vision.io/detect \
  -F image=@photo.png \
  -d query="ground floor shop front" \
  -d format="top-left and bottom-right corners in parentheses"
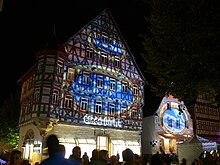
top-left (19, 122), bottom-right (141, 164)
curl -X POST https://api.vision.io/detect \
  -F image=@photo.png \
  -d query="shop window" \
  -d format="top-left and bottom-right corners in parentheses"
top-left (23, 129), bottom-right (35, 160)
top-left (97, 136), bottom-right (108, 150)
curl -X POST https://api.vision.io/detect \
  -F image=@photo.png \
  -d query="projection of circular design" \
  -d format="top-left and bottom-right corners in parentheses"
top-left (162, 108), bottom-right (186, 133)
top-left (160, 101), bottom-right (187, 134)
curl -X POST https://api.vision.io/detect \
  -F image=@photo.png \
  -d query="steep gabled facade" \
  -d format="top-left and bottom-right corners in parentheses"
top-left (188, 94), bottom-right (220, 143)
top-left (18, 9), bottom-right (145, 164)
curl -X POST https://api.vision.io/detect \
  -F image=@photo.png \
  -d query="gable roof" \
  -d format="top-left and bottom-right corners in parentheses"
top-left (64, 8), bottom-right (146, 82)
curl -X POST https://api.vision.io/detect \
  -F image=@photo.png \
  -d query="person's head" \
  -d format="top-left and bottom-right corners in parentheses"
top-left (46, 134), bottom-right (59, 156)
top-left (181, 158), bottom-right (186, 164)
top-left (22, 159), bottom-right (31, 165)
top-left (91, 149), bottom-right (99, 160)
top-left (109, 155), bottom-right (118, 165)
top-left (122, 148), bottom-right (134, 162)
top-left (9, 150), bottom-right (22, 165)
top-left (99, 150), bottom-right (109, 161)
top-left (72, 146), bottom-right (81, 159)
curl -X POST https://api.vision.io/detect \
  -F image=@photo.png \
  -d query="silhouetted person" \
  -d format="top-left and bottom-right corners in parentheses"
top-left (98, 150), bottom-right (109, 165)
top-left (122, 148), bottom-right (142, 165)
top-left (150, 152), bottom-right (164, 165)
top-left (89, 149), bottom-right (100, 165)
top-left (5, 150), bottom-right (23, 165)
top-left (40, 134), bottom-right (79, 165)
top-left (180, 158), bottom-right (187, 165)
top-left (69, 146), bottom-right (82, 164)
top-left (82, 152), bottom-right (89, 165)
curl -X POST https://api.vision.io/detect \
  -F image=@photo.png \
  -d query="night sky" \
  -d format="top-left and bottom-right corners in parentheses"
top-left (0, 0), bottom-right (152, 106)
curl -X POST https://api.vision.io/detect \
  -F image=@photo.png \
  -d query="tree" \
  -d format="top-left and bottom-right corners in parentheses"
top-left (0, 91), bottom-right (20, 150)
top-left (141, 0), bottom-right (220, 105)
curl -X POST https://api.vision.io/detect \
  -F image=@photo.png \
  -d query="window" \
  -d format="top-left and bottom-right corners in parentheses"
top-left (34, 88), bottom-right (40, 102)
top-left (133, 85), bottom-right (138, 95)
top-left (122, 82), bottom-right (128, 93)
top-left (38, 60), bottom-right (44, 73)
top-left (57, 60), bottom-right (63, 74)
top-left (86, 47), bottom-right (93, 59)
top-left (82, 73), bottom-right (90, 85)
top-left (109, 103), bottom-right (115, 115)
top-left (110, 79), bottom-right (116, 91)
top-left (67, 68), bottom-right (75, 80)
top-left (101, 53), bottom-right (108, 64)
top-left (80, 98), bottom-right (88, 111)
top-left (52, 90), bottom-right (59, 104)
top-left (97, 75), bottom-right (103, 88)
top-left (102, 32), bottom-right (108, 45)
top-left (114, 57), bottom-right (121, 68)
top-left (95, 101), bottom-right (102, 114)
top-left (132, 108), bottom-right (137, 118)
top-left (121, 106), bottom-right (127, 117)
top-left (64, 95), bottom-right (72, 109)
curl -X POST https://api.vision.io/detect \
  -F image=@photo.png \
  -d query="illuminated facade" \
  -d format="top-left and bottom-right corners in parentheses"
top-left (142, 95), bottom-right (194, 155)
top-left (18, 9), bottom-right (145, 164)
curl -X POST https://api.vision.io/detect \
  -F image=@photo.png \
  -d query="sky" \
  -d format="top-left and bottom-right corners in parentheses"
top-left (0, 0), bottom-right (151, 105)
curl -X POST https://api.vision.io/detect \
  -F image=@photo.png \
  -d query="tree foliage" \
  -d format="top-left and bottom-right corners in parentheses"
top-left (141, 0), bottom-right (220, 105)
top-left (0, 91), bottom-right (20, 150)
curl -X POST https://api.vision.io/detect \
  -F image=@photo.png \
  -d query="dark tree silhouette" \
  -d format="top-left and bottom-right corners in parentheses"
top-left (141, 0), bottom-right (220, 105)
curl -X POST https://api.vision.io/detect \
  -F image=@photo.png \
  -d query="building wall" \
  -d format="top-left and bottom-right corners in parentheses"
top-left (188, 94), bottom-right (220, 143)
top-left (18, 9), bottom-right (145, 163)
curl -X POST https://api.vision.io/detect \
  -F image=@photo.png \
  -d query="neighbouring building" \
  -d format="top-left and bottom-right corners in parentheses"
top-left (142, 95), bottom-right (194, 156)
top-left (142, 94), bottom-right (220, 157)
top-left (17, 9), bottom-right (145, 164)
top-left (187, 93), bottom-right (220, 143)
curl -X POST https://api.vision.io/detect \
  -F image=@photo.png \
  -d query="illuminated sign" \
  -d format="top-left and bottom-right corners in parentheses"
top-left (83, 114), bottom-right (122, 128)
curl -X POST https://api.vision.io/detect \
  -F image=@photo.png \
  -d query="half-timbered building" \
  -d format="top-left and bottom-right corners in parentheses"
top-left (17, 9), bottom-right (145, 164)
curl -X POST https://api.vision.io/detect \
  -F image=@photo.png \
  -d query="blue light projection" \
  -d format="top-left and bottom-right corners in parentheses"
top-left (88, 32), bottom-right (123, 55)
top-left (162, 108), bottom-right (186, 133)
top-left (68, 72), bottom-right (133, 114)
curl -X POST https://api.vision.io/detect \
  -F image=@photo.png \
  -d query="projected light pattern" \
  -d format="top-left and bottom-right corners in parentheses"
top-left (88, 31), bottom-right (123, 56)
top-left (162, 108), bottom-right (186, 133)
top-left (69, 72), bottom-right (133, 114)
top-left (62, 10), bottom-right (145, 130)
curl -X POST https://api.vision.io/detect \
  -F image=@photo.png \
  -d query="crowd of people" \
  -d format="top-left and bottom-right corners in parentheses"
top-left (1, 134), bottom-right (220, 165)
top-left (40, 134), bottom-right (143, 165)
